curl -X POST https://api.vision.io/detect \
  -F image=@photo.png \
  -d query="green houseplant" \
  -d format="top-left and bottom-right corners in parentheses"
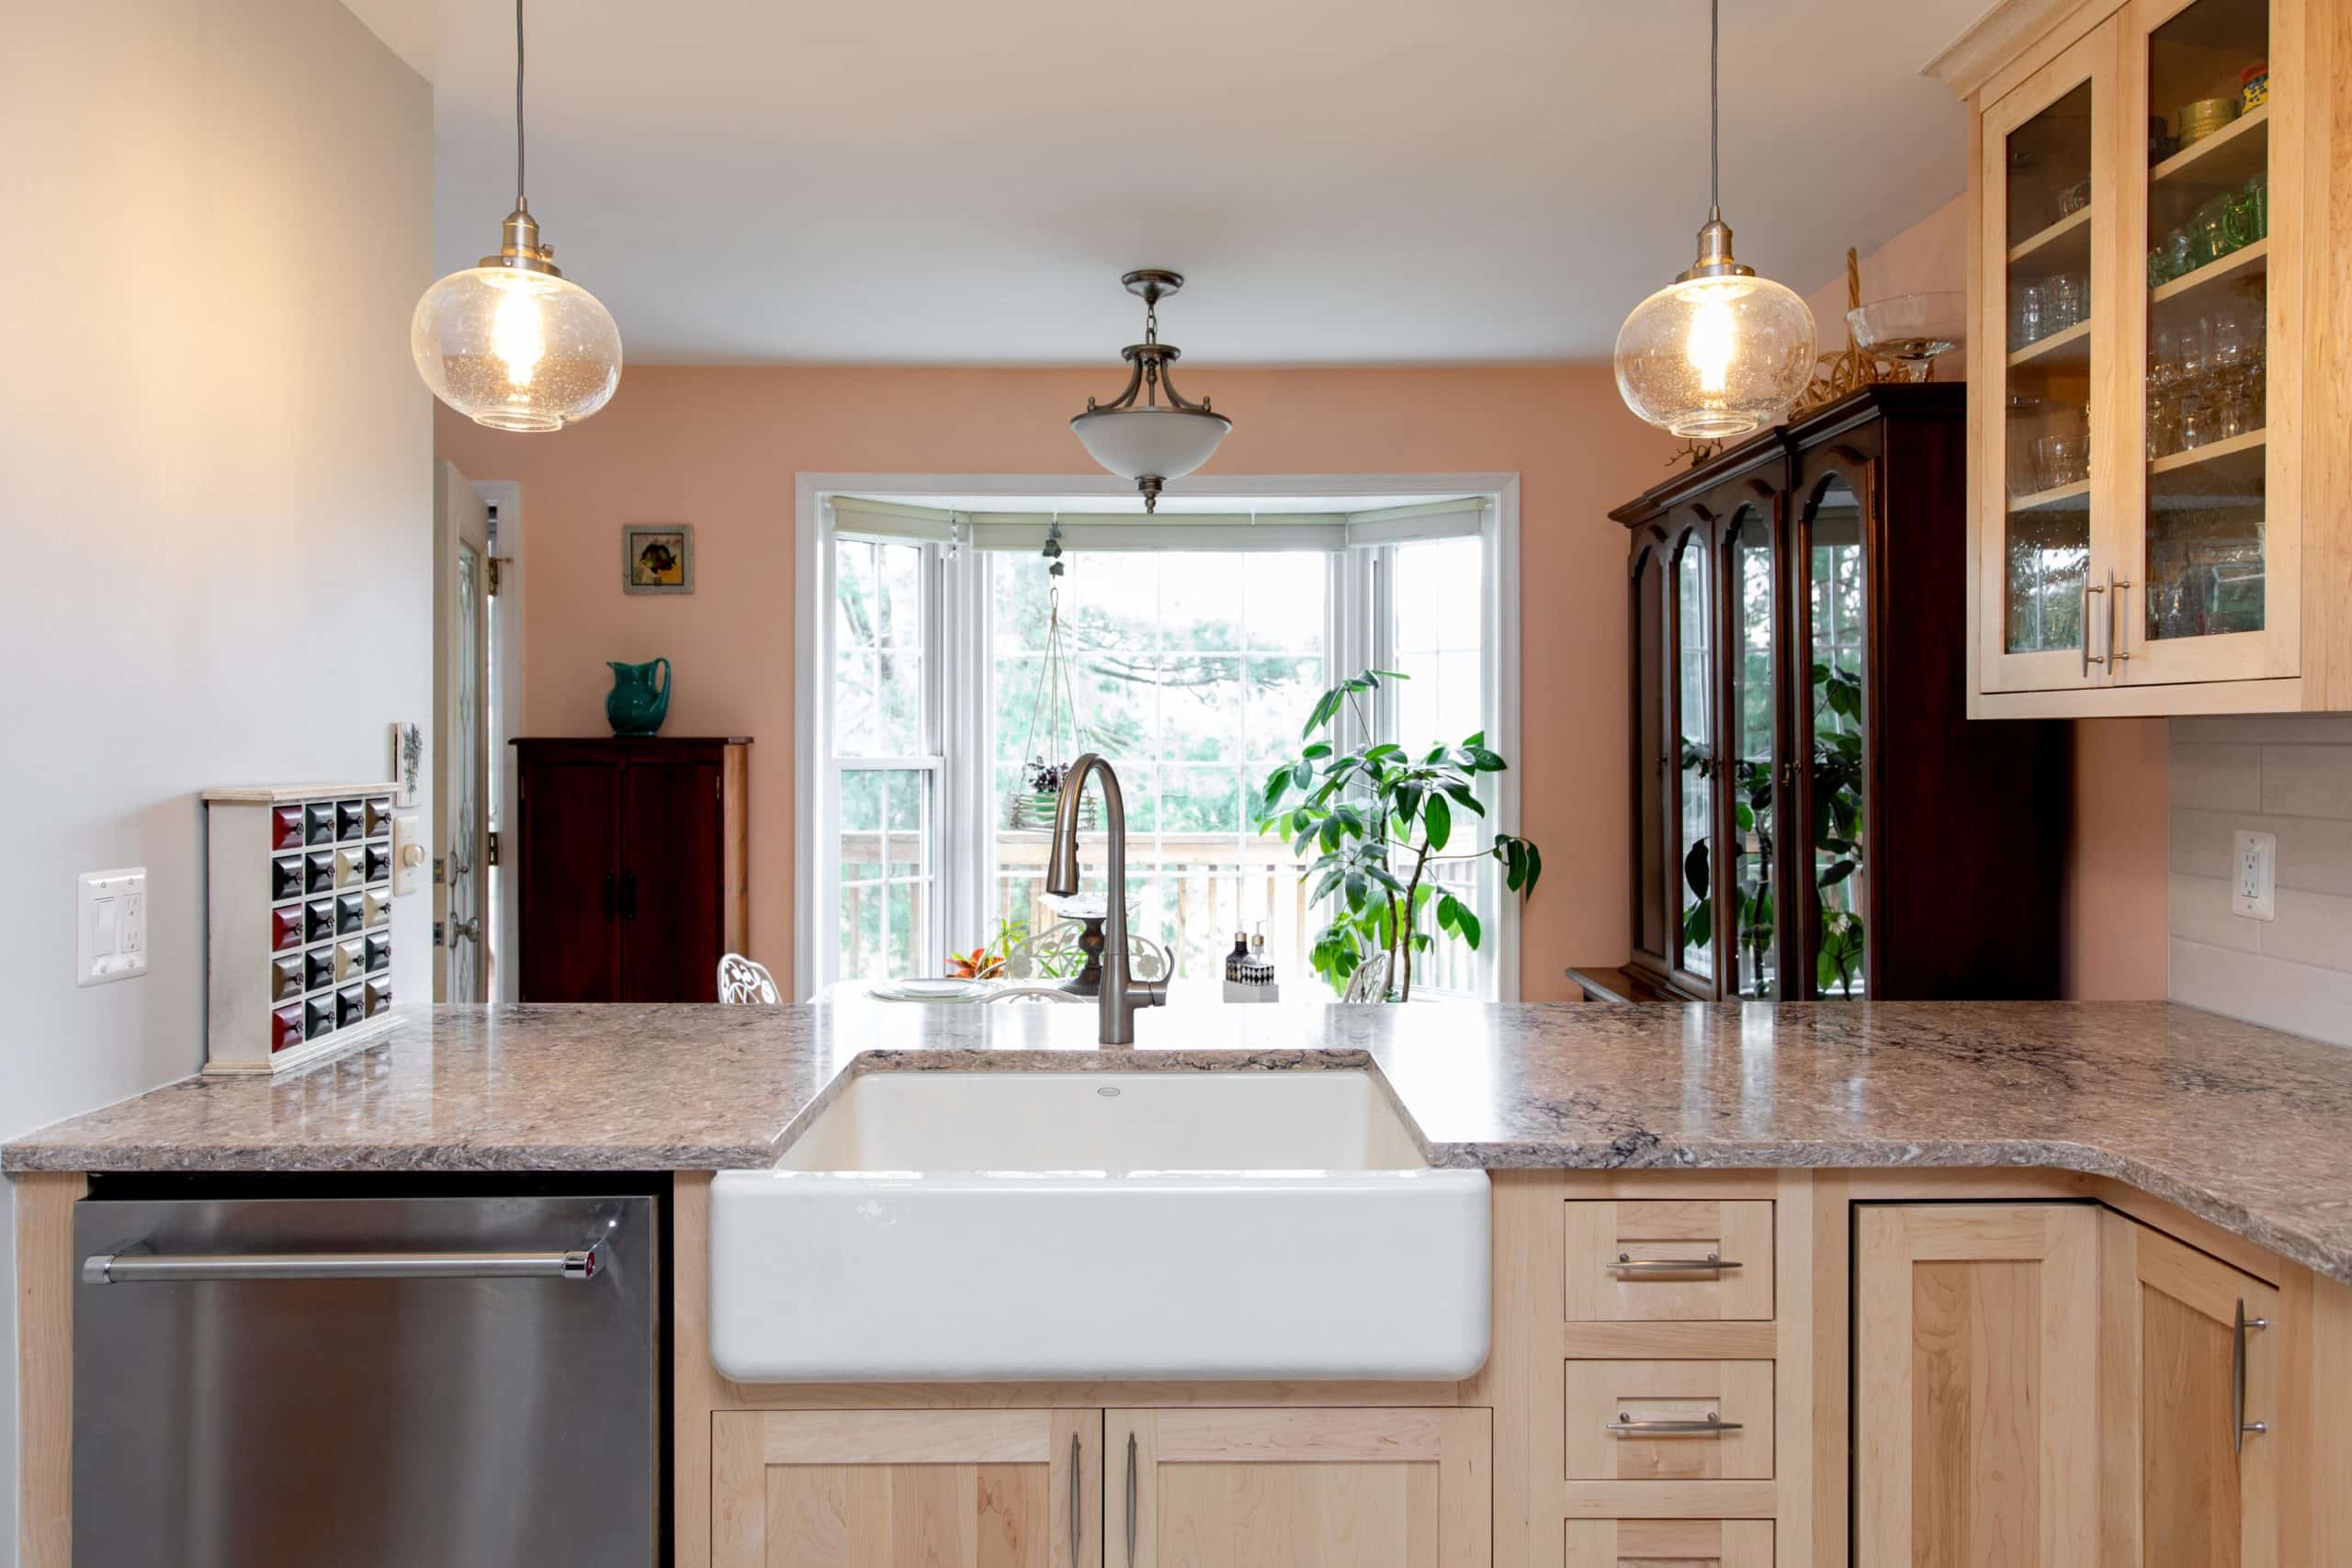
top-left (1255, 671), bottom-right (1542, 1000)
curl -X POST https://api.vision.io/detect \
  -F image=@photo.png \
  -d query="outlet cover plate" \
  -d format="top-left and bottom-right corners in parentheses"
top-left (2233, 829), bottom-right (2277, 921)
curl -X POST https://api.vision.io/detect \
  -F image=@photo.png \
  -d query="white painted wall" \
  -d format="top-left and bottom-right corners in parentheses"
top-left (0, 1), bottom-right (434, 1553)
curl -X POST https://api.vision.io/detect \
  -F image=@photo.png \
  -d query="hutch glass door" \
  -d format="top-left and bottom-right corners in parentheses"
top-left (1724, 503), bottom-right (1780, 999)
top-left (1804, 475), bottom-right (1869, 998)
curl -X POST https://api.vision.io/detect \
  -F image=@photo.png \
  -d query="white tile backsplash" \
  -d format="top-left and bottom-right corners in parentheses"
top-left (2169, 716), bottom-right (2352, 1045)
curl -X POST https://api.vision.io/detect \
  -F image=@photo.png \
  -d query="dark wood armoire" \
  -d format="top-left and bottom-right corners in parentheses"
top-left (511, 738), bottom-right (750, 1002)
top-left (1610, 385), bottom-right (2069, 1002)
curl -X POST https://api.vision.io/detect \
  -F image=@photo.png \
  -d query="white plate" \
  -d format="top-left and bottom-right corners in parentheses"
top-left (865, 978), bottom-right (989, 1002)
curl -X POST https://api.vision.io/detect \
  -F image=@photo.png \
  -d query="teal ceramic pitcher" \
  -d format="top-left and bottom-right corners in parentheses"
top-left (605, 658), bottom-right (671, 737)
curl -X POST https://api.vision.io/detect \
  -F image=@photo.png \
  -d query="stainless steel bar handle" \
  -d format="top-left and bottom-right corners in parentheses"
top-left (1125, 1431), bottom-right (1138, 1568)
top-left (1069, 1433), bottom-right (1081, 1566)
top-left (2233, 1298), bottom-right (2269, 1455)
top-left (1610, 1251), bottom-right (1740, 1275)
top-left (1603, 1412), bottom-right (1743, 1436)
top-left (81, 1246), bottom-right (600, 1285)
top-left (2084, 580), bottom-right (2108, 676)
top-left (2111, 574), bottom-right (2132, 666)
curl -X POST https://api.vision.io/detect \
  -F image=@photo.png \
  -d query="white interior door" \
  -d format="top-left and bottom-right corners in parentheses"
top-left (434, 461), bottom-right (492, 1002)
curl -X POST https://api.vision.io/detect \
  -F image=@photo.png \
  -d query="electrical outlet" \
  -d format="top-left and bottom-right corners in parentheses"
top-left (77, 867), bottom-right (149, 986)
top-left (2233, 829), bottom-right (2276, 921)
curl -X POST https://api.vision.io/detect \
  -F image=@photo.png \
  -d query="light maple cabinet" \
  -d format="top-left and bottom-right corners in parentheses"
top-left (1954, 0), bottom-right (2352, 716)
top-left (709, 1409), bottom-right (1102, 1568)
top-left (2101, 1210), bottom-right (2281, 1567)
top-left (1856, 1201), bottom-right (2291, 1567)
top-left (1854, 1204), bottom-right (2103, 1566)
top-left (1105, 1408), bottom-right (1492, 1568)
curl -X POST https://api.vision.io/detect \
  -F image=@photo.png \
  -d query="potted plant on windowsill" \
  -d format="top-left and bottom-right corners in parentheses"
top-left (1254, 670), bottom-right (1542, 1001)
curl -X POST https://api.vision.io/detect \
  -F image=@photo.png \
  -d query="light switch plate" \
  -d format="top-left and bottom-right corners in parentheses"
top-left (78, 867), bottom-right (149, 987)
top-left (2233, 829), bottom-right (2277, 920)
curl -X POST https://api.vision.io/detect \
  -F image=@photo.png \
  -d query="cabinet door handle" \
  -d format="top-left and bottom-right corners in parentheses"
top-left (1068, 1432), bottom-right (1081, 1568)
top-left (1610, 1252), bottom-right (1741, 1275)
top-left (602, 872), bottom-right (617, 922)
top-left (2083, 580), bottom-right (2107, 677)
top-left (1603, 1412), bottom-right (1742, 1436)
top-left (2233, 1298), bottom-right (2269, 1454)
top-left (619, 870), bottom-right (639, 920)
top-left (2111, 575), bottom-right (2133, 665)
top-left (1125, 1431), bottom-right (1138, 1568)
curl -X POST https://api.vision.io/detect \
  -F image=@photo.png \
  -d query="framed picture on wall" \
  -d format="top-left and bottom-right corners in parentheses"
top-left (622, 525), bottom-right (694, 594)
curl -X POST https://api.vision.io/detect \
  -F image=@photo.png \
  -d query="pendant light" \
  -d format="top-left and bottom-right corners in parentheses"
top-left (1070, 270), bottom-right (1231, 513)
top-left (1613, 0), bottom-right (1815, 439)
top-left (411, 0), bottom-right (621, 433)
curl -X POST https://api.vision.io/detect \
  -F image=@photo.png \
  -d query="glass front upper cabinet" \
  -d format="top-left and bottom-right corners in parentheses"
top-left (1980, 17), bottom-right (2117, 693)
top-left (1671, 528), bottom-right (1713, 987)
top-left (2122, 0), bottom-right (2294, 685)
top-left (1803, 477), bottom-right (1869, 998)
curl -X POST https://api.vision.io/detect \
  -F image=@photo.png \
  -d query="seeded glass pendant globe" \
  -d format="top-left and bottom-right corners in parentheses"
top-left (1615, 265), bottom-right (1816, 439)
top-left (412, 231), bottom-right (622, 433)
top-left (411, 0), bottom-right (621, 433)
top-left (1613, 0), bottom-right (1815, 440)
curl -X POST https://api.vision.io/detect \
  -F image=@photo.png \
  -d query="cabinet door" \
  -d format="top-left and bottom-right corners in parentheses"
top-left (1977, 17), bottom-right (2122, 694)
top-left (515, 751), bottom-right (623, 1002)
top-left (1667, 517), bottom-right (1720, 995)
top-left (2114, 0), bottom-right (2299, 687)
top-left (1106, 1408), bottom-right (1490, 1568)
top-left (1630, 536), bottom-right (1672, 976)
top-left (619, 751), bottom-right (724, 1001)
top-left (2100, 1212), bottom-right (2279, 1567)
top-left (1791, 465), bottom-right (1872, 999)
top-left (710, 1408), bottom-right (1099, 1568)
top-left (1856, 1203), bottom-right (2101, 1568)
top-left (1720, 494), bottom-right (1782, 1000)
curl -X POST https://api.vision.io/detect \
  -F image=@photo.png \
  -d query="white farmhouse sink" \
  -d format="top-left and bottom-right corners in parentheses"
top-left (708, 1070), bottom-right (1489, 1382)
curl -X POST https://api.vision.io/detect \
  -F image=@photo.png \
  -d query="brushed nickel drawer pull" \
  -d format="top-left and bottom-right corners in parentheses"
top-left (1605, 1412), bottom-right (1741, 1436)
top-left (1610, 1251), bottom-right (1741, 1275)
top-left (1069, 1432), bottom-right (1081, 1561)
top-left (2233, 1299), bottom-right (2269, 1455)
top-left (82, 1247), bottom-right (600, 1284)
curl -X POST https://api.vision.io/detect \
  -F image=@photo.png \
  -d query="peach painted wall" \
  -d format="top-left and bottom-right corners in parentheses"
top-left (436, 365), bottom-right (1680, 999)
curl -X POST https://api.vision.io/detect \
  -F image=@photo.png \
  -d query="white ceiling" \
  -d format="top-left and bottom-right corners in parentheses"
top-left (347, 0), bottom-right (1989, 366)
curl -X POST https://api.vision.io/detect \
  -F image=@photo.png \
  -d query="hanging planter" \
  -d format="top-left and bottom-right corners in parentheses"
top-left (1006, 530), bottom-right (1098, 834)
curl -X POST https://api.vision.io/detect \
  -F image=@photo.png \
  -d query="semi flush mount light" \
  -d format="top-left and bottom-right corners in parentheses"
top-left (411, 0), bottom-right (621, 433)
top-left (1070, 270), bottom-right (1231, 512)
top-left (1613, 0), bottom-right (1815, 440)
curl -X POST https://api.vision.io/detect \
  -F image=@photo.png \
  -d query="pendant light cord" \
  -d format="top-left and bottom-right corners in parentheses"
top-left (1706, 0), bottom-right (1720, 221)
top-left (514, 0), bottom-right (527, 212)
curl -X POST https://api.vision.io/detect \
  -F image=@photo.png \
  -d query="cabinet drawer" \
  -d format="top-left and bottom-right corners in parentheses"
top-left (1565, 1201), bottom-right (1774, 1320)
top-left (1564, 1359), bottom-right (1774, 1480)
top-left (1566, 1518), bottom-right (1773, 1567)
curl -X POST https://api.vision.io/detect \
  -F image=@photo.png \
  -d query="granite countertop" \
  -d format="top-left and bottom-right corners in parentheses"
top-left (8, 998), bottom-right (2352, 1282)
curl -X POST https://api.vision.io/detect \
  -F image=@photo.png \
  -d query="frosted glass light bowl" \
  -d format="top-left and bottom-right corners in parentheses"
top-left (1614, 273), bottom-right (1818, 439)
top-left (411, 266), bottom-right (623, 432)
top-left (1069, 405), bottom-right (1232, 481)
top-left (1847, 292), bottom-right (1967, 380)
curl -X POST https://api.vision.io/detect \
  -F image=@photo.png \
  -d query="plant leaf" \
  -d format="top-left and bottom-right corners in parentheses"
top-left (1422, 792), bottom-right (1453, 852)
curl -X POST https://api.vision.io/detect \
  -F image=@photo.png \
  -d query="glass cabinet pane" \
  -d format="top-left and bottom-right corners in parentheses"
top-left (1634, 547), bottom-right (1668, 963)
top-left (2142, 0), bottom-right (2269, 644)
top-left (1807, 482), bottom-right (1867, 998)
top-left (1673, 536), bottom-right (1713, 983)
top-left (2002, 80), bottom-right (2097, 654)
top-left (1727, 509), bottom-right (1777, 999)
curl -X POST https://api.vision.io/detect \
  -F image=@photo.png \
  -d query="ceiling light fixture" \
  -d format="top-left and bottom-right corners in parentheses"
top-left (1613, 0), bottom-right (1815, 440)
top-left (1069, 270), bottom-right (1231, 513)
top-left (411, 0), bottom-right (621, 433)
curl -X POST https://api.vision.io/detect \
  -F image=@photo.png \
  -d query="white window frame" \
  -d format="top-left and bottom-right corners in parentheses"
top-left (794, 473), bottom-right (1521, 1002)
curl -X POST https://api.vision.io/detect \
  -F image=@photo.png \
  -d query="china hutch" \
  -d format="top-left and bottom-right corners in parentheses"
top-left (1612, 386), bottom-right (2070, 1002)
top-left (1933, 0), bottom-right (2352, 716)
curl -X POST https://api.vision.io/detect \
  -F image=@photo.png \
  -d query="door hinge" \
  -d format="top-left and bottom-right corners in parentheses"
top-left (485, 829), bottom-right (500, 867)
top-left (487, 556), bottom-right (510, 595)
top-left (432, 919), bottom-right (446, 947)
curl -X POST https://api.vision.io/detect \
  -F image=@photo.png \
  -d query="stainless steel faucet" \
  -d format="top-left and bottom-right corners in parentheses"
top-left (1045, 753), bottom-right (1165, 1044)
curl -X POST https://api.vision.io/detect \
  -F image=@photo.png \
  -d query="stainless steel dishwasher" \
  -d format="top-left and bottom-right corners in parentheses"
top-left (72, 1183), bottom-right (661, 1568)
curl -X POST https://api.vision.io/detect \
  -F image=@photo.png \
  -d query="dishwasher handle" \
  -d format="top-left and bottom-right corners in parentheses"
top-left (82, 1244), bottom-right (602, 1285)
